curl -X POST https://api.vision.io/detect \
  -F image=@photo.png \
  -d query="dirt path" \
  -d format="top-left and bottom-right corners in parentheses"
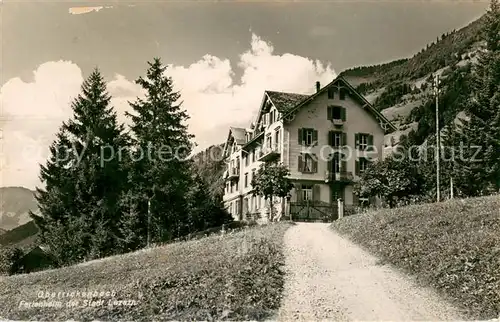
top-left (277, 223), bottom-right (464, 321)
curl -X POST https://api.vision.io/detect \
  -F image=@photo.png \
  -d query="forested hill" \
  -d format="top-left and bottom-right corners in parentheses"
top-left (340, 15), bottom-right (486, 148)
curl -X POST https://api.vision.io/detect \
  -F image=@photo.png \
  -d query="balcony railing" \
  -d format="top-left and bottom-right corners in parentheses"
top-left (331, 118), bottom-right (344, 127)
top-left (257, 143), bottom-right (281, 162)
top-left (225, 167), bottom-right (240, 180)
top-left (324, 170), bottom-right (353, 183)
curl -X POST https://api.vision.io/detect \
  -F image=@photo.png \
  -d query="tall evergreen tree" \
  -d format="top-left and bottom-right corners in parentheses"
top-left (30, 69), bottom-right (130, 265)
top-left (125, 58), bottom-right (194, 244)
top-left (454, 0), bottom-right (500, 195)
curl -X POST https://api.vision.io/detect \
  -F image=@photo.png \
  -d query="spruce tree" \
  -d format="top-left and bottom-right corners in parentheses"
top-left (457, 0), bottom-right (500, 195)
top-left (30, 69), bottom-right (130, 265)
top-left (125, 58), bottom-right (194, 244)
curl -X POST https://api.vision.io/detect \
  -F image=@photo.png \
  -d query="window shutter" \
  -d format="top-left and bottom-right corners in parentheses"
top-left (355, 160), bottom-right (360, 176)
top-left (342, 132), bottom-right (347, 147)
top-left (312, 156), bottom-right (318, 173)
top-left (341, 160), bottom-right (347, 173)
top-left (368, 134), bottom-right (374, 151)
top-left (327, 106), bottom-right (333, 120)
top-left (312, 130), bottom-right (318, 145)
top-left (328, 131), bottom-right (333, 146)
top-left (298, 128), bottom-right (303, 145)
top-left (355, 133), bottom-right (360, 149)
top-left (313, 185), bottom-right (321, 201)
top-left (298, 154), bottom-right (303, 172)
top-left (341, 107), bottom-right (346, 121)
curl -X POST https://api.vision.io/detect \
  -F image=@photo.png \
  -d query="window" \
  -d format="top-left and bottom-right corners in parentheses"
top-left (299, 153), bottom-right (317, 173)
top-left (266, 135), bottom-right (272, 150)
top-left (333, 106), bottom-right (342, 119)
top-left (243, 198), bottom-right (249, 214)
top-left (299, 128), bottom-right (317, 146)
top-left (359, 157), bottom-right (370, 174)
top-left (230, 182), bottom-right (233, 193)
top-left (251, 151), bottom-right (255, 163)
top-left (332, 187), bottom-right (342, 201)
top-left (327, 88), bottom-right (335, 99)
top-left (251, 169), bottom-right (256, 185)
top-left (331, 131), bottom-right (342, 147)
top-left (244, 173), bottom-right (248, 187)
top-left (302, 185), bottom-right (313, 201)
top-left (327, 105), bottom-right (346, 121)
top-left (331, 153), bottom-right (341, 173)
top-left (274, 128), bottom-right (280, 148)
top-left (356, 133), bottom-right (372, 151)
top-left (339, 88), bottom-right (346, 100)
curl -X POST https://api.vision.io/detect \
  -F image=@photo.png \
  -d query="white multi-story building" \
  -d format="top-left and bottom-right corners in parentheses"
top-left (222, 76), bottom-right (396, 222)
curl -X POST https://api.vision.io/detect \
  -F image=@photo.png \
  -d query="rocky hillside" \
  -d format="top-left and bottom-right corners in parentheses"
top-left (0, 187), bottom-right (38, 231)
top-left (192, 144), bottom-right (226, 199)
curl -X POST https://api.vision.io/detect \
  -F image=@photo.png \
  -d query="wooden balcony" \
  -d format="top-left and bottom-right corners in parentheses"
top-left (324, 170), bottom-right (353, 183)
top-left (257, 144), bottom-right (280, 162)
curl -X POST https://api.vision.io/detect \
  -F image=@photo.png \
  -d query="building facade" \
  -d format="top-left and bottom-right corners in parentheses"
top-left (222, 76), bottom-right (396, 222)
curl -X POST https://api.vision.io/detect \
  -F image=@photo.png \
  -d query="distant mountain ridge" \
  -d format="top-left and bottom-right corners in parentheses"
top-left (0, 186), bottom-right (38, 231)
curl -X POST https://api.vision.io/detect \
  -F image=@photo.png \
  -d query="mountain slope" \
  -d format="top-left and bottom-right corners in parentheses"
top-left (0, 187), bottom-right (38, 231)
top-left (0, 221), bottom-right (39, 248)
top-left (341, 15), bottom-right (486, 147)
top-left (192, 144), bottom-right (226, 199)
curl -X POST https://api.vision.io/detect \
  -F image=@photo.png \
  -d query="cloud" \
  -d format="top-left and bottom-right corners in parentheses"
top-left (69, 6), bottom-right (113, 15)
top-left (0, 33), bottom-right (336, 189)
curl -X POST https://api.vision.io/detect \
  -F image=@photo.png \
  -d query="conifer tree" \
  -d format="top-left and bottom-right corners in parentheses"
top-left (30, 69), bottom-right (130, 265)
top-left (125, 58), bottom-right (194, 244)
top-left (454, 0), bottom-right (500, 195)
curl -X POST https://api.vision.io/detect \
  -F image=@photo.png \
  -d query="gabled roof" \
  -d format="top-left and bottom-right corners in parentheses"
top-left (265, 91), bottom-right (310, 114)
top-left (280, 76), bottom-right (397, 133)
top-left (222, 126), bottom-right (248, 158)
top-left (229, 127), bottom-right (247, 145)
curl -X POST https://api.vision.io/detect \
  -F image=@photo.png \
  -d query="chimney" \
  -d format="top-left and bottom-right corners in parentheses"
top-left (316, 81), bottom-right (321, 93)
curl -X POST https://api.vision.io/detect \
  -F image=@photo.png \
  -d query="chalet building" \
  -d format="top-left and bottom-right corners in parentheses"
top-left (222, 76), bottom-right (396, 222)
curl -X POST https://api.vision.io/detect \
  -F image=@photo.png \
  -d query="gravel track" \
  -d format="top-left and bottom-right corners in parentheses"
top-left (277, 223), bottom-right (465, 321)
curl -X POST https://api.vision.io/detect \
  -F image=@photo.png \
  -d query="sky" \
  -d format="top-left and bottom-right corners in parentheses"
top-left (0, 0), bottom-right (490, 189)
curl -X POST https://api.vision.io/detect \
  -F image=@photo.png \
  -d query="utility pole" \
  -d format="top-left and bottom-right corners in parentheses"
top-left (435, 74), bottom-right (441, 202)
top-left (450, 177), bottom-right (454, 199)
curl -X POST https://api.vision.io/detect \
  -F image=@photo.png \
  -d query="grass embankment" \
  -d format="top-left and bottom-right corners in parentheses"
top-left (0, 222), bottom-right (292, 321)
top-left (332, 195), bottom-right (500, 320)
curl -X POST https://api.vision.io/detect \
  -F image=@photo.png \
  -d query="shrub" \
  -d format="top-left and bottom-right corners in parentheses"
top-left (0, 247), bottom-right (25, 275)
